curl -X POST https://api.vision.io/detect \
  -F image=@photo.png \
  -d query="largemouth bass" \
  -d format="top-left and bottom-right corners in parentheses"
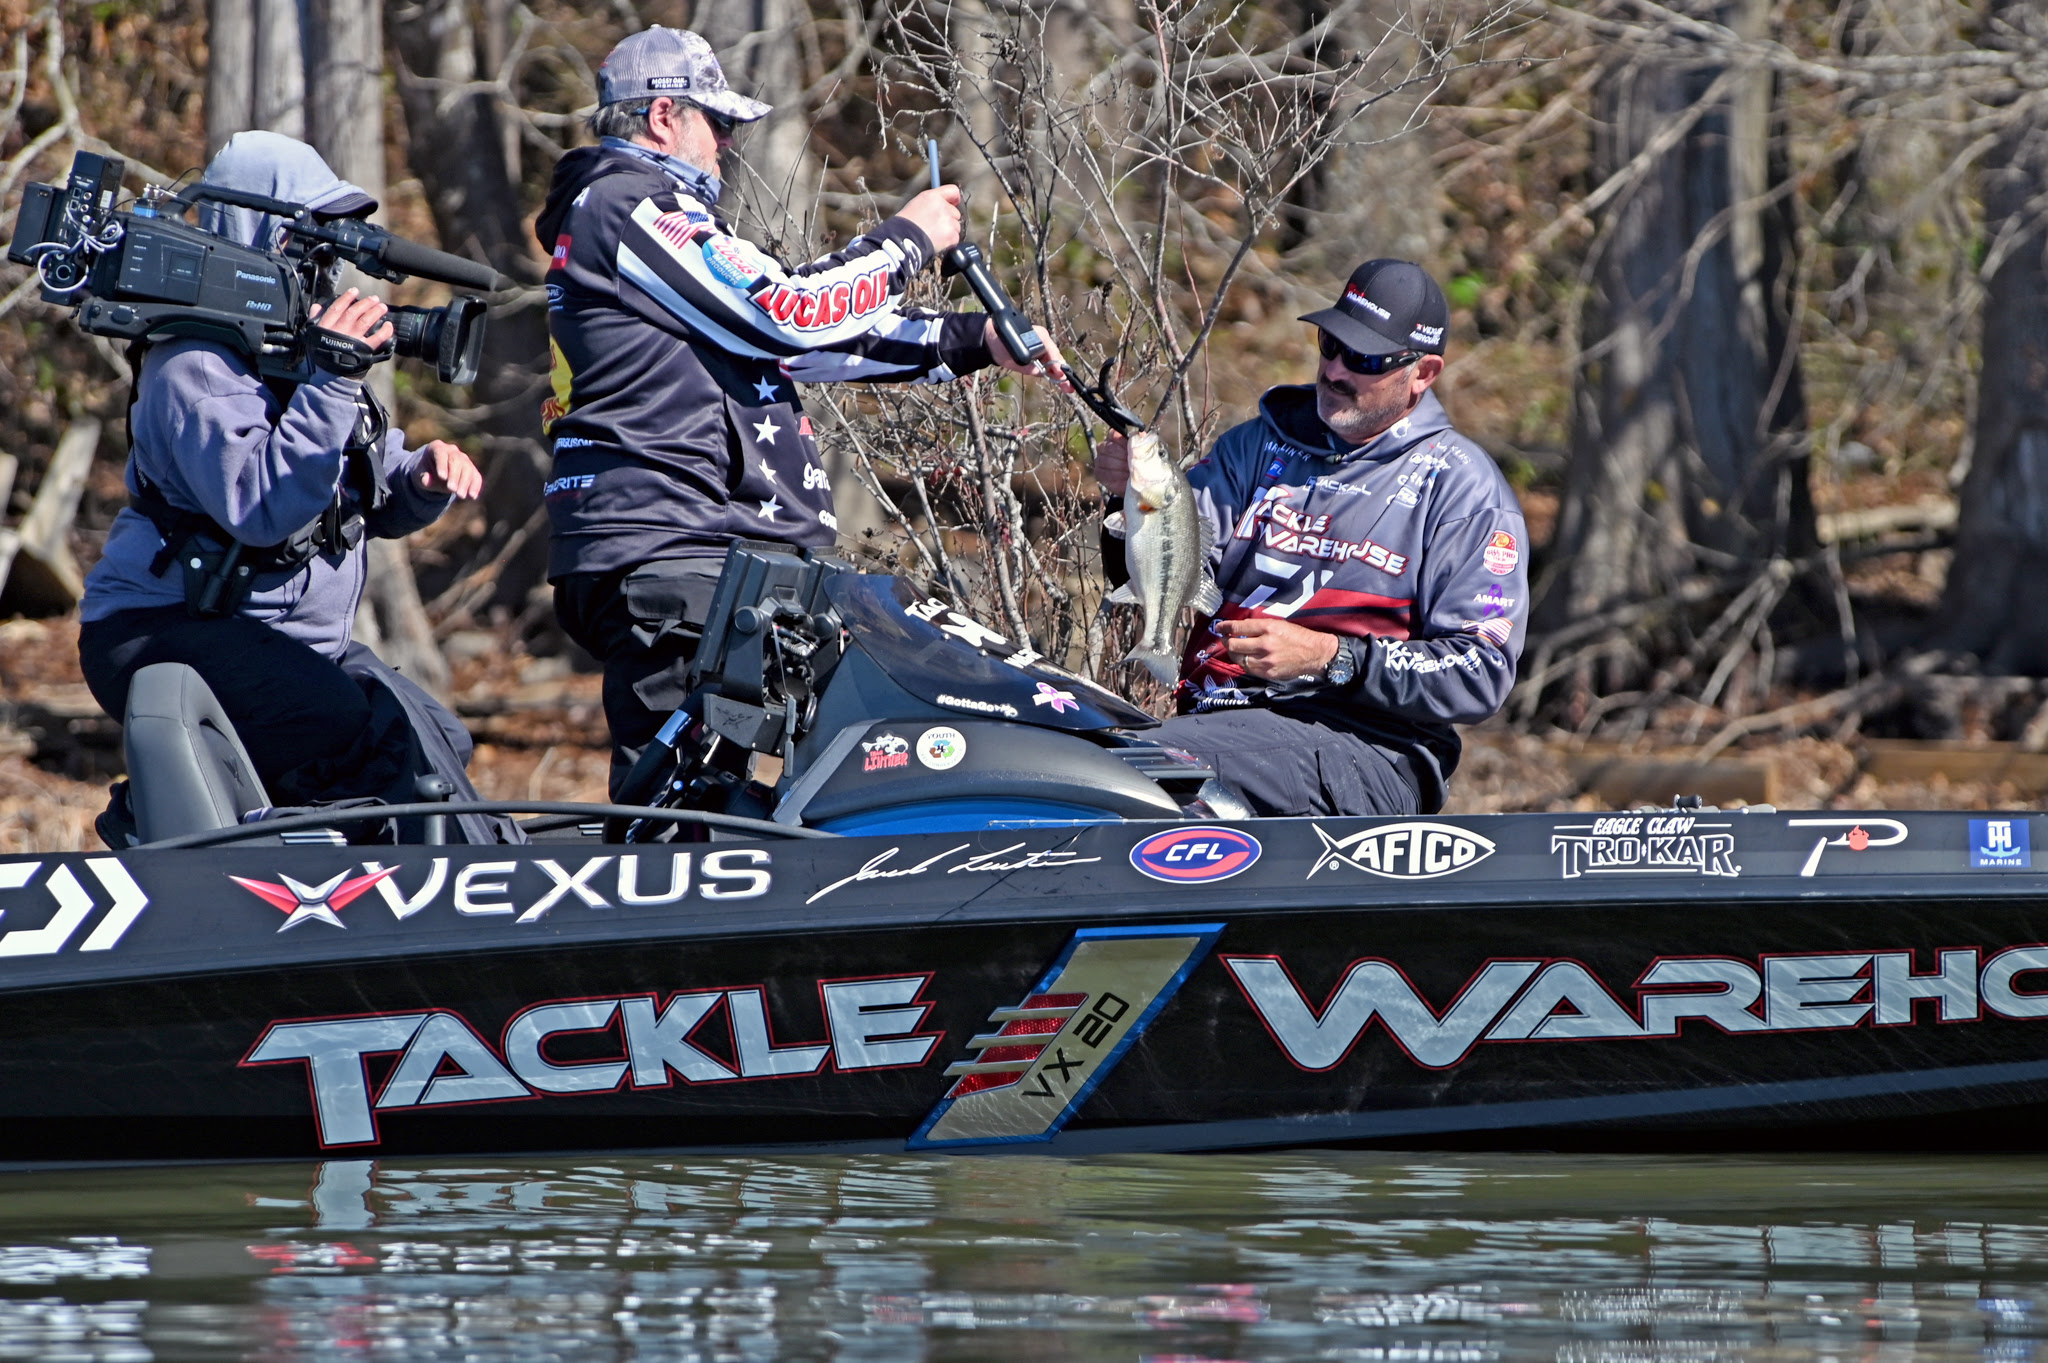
top-left (1105, 430), bottom-right (1220, 684)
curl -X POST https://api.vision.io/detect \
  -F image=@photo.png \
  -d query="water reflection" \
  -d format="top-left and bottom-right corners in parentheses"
top-left (0, 1153), bottom-right (2044, 1358)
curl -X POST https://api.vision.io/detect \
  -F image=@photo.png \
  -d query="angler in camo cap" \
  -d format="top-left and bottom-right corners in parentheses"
top-left (537, 27), bottom-right (1069, 796)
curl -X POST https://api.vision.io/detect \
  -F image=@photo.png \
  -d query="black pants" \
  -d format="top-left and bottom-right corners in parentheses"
top-left (1152, 709), bottom-right (1422, 817)
top-left (554, 560), bottom-right (725, 799)
top-left (79, 607), bottom-right (512, 842)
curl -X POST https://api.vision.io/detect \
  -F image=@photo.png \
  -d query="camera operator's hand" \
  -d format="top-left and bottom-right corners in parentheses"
top-left (417, 441), bottom-right (482, 501)
top-left (897, 186), bottom-right (963, 258)
top-left (307, 288), bottom-right (395, 378)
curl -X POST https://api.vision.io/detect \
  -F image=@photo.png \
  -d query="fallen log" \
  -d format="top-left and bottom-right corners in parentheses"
top-left (0, 420), bottom-right (100, 617)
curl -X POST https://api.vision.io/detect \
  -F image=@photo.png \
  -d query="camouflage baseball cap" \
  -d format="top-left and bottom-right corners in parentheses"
top-left (597, 26), bottom-right (772, 122)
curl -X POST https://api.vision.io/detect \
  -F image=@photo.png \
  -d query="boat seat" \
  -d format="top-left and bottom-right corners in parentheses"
top-left (123, 662), bottom-right (273, 842)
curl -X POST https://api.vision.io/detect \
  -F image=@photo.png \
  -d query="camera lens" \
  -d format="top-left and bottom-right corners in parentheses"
top-left (386, 297), bottom-right (488, 385)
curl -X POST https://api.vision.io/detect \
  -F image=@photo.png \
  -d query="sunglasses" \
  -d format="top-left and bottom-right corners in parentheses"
top-left (1318, 331), bottom-right (1422, 376)
top-left (688, 102), bottom-right (738, 138)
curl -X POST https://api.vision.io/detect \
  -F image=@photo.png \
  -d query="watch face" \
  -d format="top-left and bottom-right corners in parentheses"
top-left (1325, 641), bottom-right (1354, 685)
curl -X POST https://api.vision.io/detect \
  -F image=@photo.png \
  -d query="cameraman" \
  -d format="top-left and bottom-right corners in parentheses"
top-left (77, 132), bottom-right (499, 840)
top-left (537, 27), bottom-right (1069, 794)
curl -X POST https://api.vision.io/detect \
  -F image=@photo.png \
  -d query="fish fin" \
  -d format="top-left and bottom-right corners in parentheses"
top-left (1190, 576), bottom-right (1223, 615)
top-left (1102, 509), bottom-right (1127, 537)
top-left (1106, 582), bottom-right (1140, 606)
top-left (1121, 647), bottom-right (1180, 685)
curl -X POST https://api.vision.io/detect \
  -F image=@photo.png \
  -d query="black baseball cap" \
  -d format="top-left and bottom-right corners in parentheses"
top-left (1299, 259), bottom-right (1450, 356)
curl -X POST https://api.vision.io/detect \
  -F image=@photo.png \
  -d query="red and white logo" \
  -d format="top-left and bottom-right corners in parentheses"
top-left (1482, 530), bottom-right (1518, 575)
top-left (230, 868), bottom-right (399, 932)
top-left (549, 234), bottom-right (571, 271)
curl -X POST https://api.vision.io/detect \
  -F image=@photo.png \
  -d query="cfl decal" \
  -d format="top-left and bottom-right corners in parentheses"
top-left (750, 264), bottom-right (890, 332)
top-left (245, 975), bottom-right (941, 1148)
top-left (911, 924), bottom-right (1222, 1147)
top-left (1226, 943), bottom-right (2048, 1073)
top-left (0, 858), bottom-right (148, 957)
top-left (1130, 827), bottom-right (1261, 884)
top-left (1309, 822), bottom-right (1496, 881)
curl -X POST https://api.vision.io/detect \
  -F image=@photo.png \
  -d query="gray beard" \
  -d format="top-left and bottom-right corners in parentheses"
top-left (1317, 380), bottom-right (1410, 446)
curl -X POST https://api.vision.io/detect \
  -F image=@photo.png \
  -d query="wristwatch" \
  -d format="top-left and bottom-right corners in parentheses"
top-left (1320, 638), bottom-right (1357, 687)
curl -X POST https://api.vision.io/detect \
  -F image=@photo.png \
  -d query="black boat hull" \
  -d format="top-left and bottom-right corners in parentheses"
top-left (4, 810), bottom-right (2047, 1160)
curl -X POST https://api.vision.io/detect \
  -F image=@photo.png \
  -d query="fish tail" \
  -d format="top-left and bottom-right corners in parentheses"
top-left (1120, 647), bottom-right (1180, 686)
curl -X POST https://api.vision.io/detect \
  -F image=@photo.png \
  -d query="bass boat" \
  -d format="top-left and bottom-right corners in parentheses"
top-left (2, 545), bottom-right (2044, 1161)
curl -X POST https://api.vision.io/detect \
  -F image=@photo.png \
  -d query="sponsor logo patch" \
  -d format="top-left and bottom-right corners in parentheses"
top-left (1308, 822), bottom-right (1496, 881)
top-left (1973, 818), bottom-right (2032, 869)
top-left (1788, 817), bottom-right (1907, 876)
top-left (0, 859), bottom-right (148, 957)
top-left (1032, 682), bottom-right (1078, 714)
top-left (911, 923), bottom-right (1222, 1146)
top-left (918, 726), bottom-right (966, 771)
top-left (749, 264), bottom-right (891, 332)
top-left (1549, 815), bottom-right (1739, 879)
top-left (549, 234), bottom-right (571, 270)
top-left (862, 732), bottom-right (909, 772)
top-left (1130, 827), bottom-right (1261, 884)
top-left (702, 236), bottom-right (765, 288)
top-left (1483, 530), bottom-right (1519, 575)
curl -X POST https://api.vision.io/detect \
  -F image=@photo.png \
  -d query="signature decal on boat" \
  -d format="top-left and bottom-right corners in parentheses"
top-left (806, 841), bottom-right (1102, 905)
top-left (244, 975), bottom-right (941, 1148)
top-left (0, 858), bottom-right (148, 957)
top-left (1787, 818), bottom-right (1908, 877)
top-left (1549, 815), bottom-right (1740, 879)
top-left (910, 923), bottom-right (1223, 1147)
top-left (1973, 817), bottom-right (2032, 869)
top-left (1129, 827), bottom-right (1261, 884)
top-left (1225, 945), bottom-right (2048, 1071)
top-left (1308, 822), bottom-right (1495, 881)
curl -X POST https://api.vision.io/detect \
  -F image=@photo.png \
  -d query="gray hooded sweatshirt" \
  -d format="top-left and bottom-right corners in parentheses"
top-left (81, 132), bottom-right (451, 659)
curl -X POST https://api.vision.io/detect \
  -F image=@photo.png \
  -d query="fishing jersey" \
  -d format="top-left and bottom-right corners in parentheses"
top-left (1177, 385), bottom-right (1529, 782)
top-left (535, 143), bottom-right (993, 578)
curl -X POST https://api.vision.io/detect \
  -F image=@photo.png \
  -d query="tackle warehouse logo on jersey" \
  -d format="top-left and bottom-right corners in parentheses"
top-left (749, 264), bottom-right (890, 332)
top-left (912, 923), bottom-right (1222, 1147)
top-left (1225, 942), bottom-right (2048, 1073)
top-left (1309, 822), bottom-right (1496, 881)
top-left (1550, 815), bottom-right (1740, 880)
top-left (246, 975), bottom-right (942, 1148)
top-left (0, 858), bottom-right (148, 958)
top-left (1130, 827), bottom-right (1261, 884)
top-left (1974, 818), bottom-right (2032, 868)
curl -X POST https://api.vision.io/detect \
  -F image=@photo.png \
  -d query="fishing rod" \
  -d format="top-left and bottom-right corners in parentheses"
top-left (925, 139), bottom-right (1146, 436)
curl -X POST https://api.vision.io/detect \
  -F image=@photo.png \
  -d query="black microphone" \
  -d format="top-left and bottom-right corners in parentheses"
top-left (371, 232), bottom-right (507, 292)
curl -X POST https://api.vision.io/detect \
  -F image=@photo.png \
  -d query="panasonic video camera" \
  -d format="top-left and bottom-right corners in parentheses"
top-left (7, 150), bottom-right (503, 384)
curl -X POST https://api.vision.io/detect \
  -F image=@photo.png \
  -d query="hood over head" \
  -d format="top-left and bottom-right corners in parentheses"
top-left (199, 131), bottom-right (377, 251)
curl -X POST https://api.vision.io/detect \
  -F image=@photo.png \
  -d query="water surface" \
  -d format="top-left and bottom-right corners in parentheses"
top-left (2, 1151), bottom-right (2045, 1359)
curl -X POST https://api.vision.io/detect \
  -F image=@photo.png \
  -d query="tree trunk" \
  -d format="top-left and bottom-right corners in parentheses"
top-left (254, 0), bottom-right (305, 137)
top-left (205, 0), bottom-right (254, 155)
top-left (388, 0), bottom-right (553, 619)
top-left (1937, 0), bottom-right (2048, 672)
top-left (1541, 0), bottom-right (1812, 688)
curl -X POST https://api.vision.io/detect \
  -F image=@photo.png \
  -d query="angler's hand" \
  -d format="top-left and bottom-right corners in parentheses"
top-left (1211, 617), bottom-right (1341, 683)
top-left (897, 185), bottom-right (964, 257)
top-left (308, 287), bottom-right (394, 350)
top-left (987, 321), bottom-right (1072, 388)
top-left (1094, 433), bottom-right (1130, 496)
top-left (417, 440), bottom-right (482, 500)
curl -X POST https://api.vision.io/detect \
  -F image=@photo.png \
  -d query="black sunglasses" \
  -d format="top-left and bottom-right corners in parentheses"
top-left (1318, 331), bottom-right (1422, 376)
top-left (687, 102), bottom-right (738, 138)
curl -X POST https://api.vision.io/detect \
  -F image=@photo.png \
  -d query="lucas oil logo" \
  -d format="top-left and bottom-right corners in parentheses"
top-left (1130, 827), bottom-right (1261, 884)
top-left (750, 264), bottom-right (890, 332)
top-left (1309, 822), bottom-right (1495, 881)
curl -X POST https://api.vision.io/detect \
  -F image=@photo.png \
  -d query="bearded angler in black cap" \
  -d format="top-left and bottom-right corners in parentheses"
top-left (1095, 260), bottom-right (1531, 817)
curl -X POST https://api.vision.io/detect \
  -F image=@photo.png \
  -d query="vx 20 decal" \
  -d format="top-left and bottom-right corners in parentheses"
top-left (910, 923), bottom-right (1222, 1148)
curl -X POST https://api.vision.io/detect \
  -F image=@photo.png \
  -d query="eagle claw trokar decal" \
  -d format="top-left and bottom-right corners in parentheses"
top-left (909, 924), bottom-right (1223, 1148)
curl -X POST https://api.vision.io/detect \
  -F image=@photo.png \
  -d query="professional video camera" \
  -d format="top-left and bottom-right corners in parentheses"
top-left (6, 150), bottom-right (506, 384)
